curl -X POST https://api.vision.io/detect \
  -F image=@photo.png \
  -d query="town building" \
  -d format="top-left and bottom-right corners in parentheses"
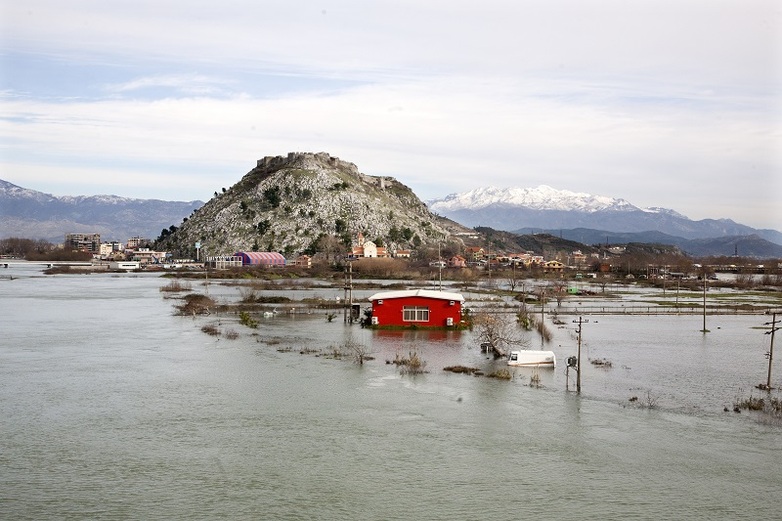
top-left (130, 248), bottom-right (169, 265)
top-left (570, 250), bottom-right (588, 267)
top-left (126, 236), bottom-right (151, 249)
top-left (99, 241), bottom-right (124, 258)
top-left (294, 255), bottom-right (312, 268)
top-left (448, 255), bottom-right (467, 268)
top-left (367, 289), bottom-right (464, 328)
top-left (206, 255), bottom-right (243, 269)
top-left (65, 233), bottom-right (101, 253)
top-left (109, 261), bottom-right (140, 271)
top-left (351, 233), bottom-right (387, 258)
top-left (465, 247), bottom-right (485, 262)
top-left (543, 260), bottom-right (565, 273)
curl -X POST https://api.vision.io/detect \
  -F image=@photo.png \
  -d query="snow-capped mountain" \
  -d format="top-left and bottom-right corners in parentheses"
top-left (429, 185), bottom-right (642, 213)
top-left (427, 185), bottom-right (782, 245)
top-left (0, 179), bottom-right (203, 242)
top-left (428, 185), bottom-right (693, 216)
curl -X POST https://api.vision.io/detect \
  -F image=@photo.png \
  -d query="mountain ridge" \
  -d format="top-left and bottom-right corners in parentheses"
top-left (0, 179), bottom-right (203, 242)
top-left (430, 185), bottom-right (643, 213)
top-left (514, 227), bottom-right (782, 258)
top-left (3, 168), bottom-right (780, 258)
top-left (428, 185), bottom-right (781, 246)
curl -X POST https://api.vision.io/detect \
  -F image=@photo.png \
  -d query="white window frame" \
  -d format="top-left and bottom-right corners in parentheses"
top-left (402, 306), bottom-right (430, 322)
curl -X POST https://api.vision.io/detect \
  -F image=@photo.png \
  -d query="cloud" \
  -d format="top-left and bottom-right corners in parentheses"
top-left (103, 74), bottom-right (234, 97)
top-left (1, 0), bottom-right (780, 229)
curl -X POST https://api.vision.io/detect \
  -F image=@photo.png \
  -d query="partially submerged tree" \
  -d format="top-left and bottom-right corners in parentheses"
top-left (394, 351), bottom-right (427, 375)
top-left (473, 311), bottom-right (529, 358)
top-left (342, 337), bottom-right (372, 365)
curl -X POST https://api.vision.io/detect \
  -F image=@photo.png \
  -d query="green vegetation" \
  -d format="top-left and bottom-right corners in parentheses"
top-left (487, 368), bottom-right (513, 380)
top-left (392, 351), bottom-right (427, 375)
top-left (328, 181), bottom-right (350, 191)
top-left (239, 288), bottom-right (291, 304)
top-left (257, 220), bottom-right (271, 235)
top-left (239, 311), bottom-right (258, 328)
top-left (733, 391), bottom-right (782, 417)
top-left (262, 186), bottom-right (281, 208)
top-left (160, 279), bottom-right (192, 292)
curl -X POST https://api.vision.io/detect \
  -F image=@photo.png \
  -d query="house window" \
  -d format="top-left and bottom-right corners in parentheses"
top-left (402, 306), bottom-right (429, 322)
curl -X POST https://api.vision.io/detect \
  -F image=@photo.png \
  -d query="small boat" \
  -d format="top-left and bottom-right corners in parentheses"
top-left (507, 350), bottom-right (556, 368)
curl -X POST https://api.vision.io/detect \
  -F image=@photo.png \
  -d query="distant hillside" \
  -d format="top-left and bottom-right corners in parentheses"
top-left (514, 227), bottom-right (782, 258)
top-left (428, 185), bottom-right (782, 246)
top-left (0, 179), bottom-right (203, 243)
top-left (475, 227), bottom-right (600, 257)
top-left (473, 226), bottom-right (684, 260)
top-left (156, 152), bottom-right (471, 258)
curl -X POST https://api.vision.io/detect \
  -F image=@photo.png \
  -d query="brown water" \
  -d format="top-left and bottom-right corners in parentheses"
top-left (1, 267), bottom-right (780, 520)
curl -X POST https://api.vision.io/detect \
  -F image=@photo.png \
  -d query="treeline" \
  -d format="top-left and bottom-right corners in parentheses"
top-left (0, 237), bottom-right (92, 261)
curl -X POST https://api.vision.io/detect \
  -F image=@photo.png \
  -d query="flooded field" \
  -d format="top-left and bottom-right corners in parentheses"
top-left (1, 265), bottom-right (780, 520)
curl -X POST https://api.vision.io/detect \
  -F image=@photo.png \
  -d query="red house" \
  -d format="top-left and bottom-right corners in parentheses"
top-left (367, 289), bottom-right (464, 328)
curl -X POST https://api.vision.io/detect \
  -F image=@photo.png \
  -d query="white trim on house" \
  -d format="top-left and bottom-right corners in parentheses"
top-left (368, 289), bottom-right (465, 303)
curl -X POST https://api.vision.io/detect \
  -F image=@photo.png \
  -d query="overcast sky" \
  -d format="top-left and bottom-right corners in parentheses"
top-left (1, 1), bottom-right (780, 229)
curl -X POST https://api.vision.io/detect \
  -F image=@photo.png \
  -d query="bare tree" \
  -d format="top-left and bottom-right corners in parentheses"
top-left (473, 311), bottom-right (529, 358)
top-left (342, 337), bottom-right (372, 365)
top-left (551, 280), bottom-right (567, 307)
top-left (506, 263), bottom-right (521, 292)
top-left (597, 274), bottom-right (613, 293)
top-left (315, 234), bottom-right (345, 263)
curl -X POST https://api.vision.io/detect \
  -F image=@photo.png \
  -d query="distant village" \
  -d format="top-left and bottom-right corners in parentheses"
top-left (64, 231), bottom-right (608, 274)
top-left (61, 231), bottom-right (777, 280)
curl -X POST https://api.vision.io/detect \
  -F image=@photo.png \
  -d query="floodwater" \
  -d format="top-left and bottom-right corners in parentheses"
top-left (1, 265), bottom-right (780, 520)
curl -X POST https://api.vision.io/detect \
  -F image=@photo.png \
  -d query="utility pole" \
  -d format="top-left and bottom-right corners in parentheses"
top-left (763, 311), bottom-right (779, 390)
top-left (576, 316), bottom-right (582, 394)
top-left (343, 261), bottom-right (353, 323)
top-left (701, 270), bottom-right (709, 333)
top-left (676, 278), bottom-right (680, 314)
top-left (539, 288), bottom-right (546, 348)
top-left (203, 246), bottom-right (209, 295)
top-left (349, 260), bottom-right (353, 323)
top-left (487, 246), bottom-right (491, 288)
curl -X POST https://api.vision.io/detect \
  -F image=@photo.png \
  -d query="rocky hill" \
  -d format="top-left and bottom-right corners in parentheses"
top-left (157, 152), bottom-right (470, 258)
